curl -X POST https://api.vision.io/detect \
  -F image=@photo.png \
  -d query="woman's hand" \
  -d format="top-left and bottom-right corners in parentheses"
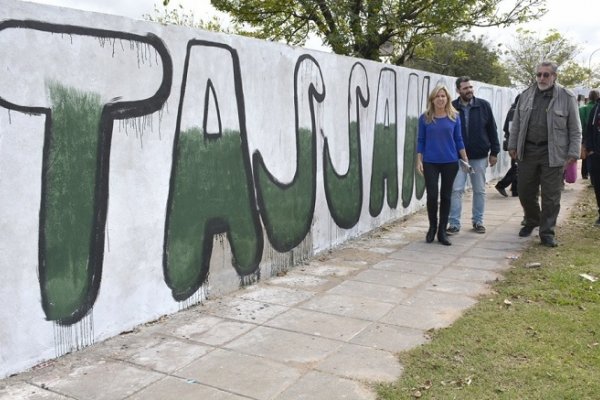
top-left (416, 160), bottom-right (424, 176)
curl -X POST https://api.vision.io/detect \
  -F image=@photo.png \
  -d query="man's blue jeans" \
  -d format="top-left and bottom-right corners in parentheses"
top-left (448, 157), bottom-right (488, 229)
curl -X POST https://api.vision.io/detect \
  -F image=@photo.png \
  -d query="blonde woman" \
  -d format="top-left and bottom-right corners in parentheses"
top-left (417, 85), bottom-right (469, 245)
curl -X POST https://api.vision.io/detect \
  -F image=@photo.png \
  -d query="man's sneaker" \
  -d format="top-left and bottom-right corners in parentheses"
top-left (446, 226), bottom-right (460, 235)
top-left (495, 184), bottom-right (508, 197)
top-left (472, 223), bottom-right (486, 234)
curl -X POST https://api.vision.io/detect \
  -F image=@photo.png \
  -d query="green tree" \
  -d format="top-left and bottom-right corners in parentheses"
top-left (559, 61), bottom-right (591, 88)
top-left (162, 0), bottom-right (547, 65)
top-left (405, 35), bottom-right (511, 86)
top-left (145, 3), bottom-right (230, 32)
top-left (586, 59), bottom-right (600, 88)
top-left (505, 29), bottom-right (582, 87)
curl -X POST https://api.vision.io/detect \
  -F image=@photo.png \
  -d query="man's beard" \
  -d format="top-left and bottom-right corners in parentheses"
top-left (537, 82), bottom-right (553, 91)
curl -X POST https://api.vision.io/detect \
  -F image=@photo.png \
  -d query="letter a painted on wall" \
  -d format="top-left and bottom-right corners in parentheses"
top-left (0, 21), bottom-right (172, 325)
top-left (253, 55), bottom-right (325, 252)
top-left (369, 68), bottom-right (398, 217)
top-left (164, 41), bottom-right (263, 301)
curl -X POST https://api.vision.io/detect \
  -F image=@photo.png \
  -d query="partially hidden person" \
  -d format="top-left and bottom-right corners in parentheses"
top-left (496, 94), bottom-right (521, 197)
top-left (417, 84), bottom-right (468, 246)
top-left (580, 90), bottom-right (599, 184)
top-left (584, 90), bottom-right (600, 226)
top-left (508, 61), bottom-right (582, 247)
top-left (447, 76), bottom-right (500, 235)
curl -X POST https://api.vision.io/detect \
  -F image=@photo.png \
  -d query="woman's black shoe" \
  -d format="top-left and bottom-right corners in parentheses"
top-left (437, 229), bottom-right (452, 246)
top-left (426, 226), bottom-right (436, 243)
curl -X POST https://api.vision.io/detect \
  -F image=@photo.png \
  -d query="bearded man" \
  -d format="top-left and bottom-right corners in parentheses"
top-left (508, 61), bottom-right (581, 247)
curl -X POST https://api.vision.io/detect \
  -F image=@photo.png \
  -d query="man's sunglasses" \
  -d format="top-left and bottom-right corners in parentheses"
top-left (536, 72), bottom-right (552, 78)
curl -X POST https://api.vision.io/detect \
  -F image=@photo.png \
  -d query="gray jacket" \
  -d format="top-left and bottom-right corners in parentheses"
top-left (508, 83), bottom-right (581, 167)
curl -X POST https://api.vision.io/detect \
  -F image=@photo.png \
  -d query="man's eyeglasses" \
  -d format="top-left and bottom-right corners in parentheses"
top-left (536, 72), bottom-right (552, 78)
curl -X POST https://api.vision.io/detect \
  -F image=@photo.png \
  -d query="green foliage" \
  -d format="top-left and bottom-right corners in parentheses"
top-left (145, 3), bottom-right (231, 33)
top-left (406, 35), bottom-right (512, 86)
top-left (559, 61), bottom-right (591, 88)
top-left (505, 29), bottom-right (582, 87)
top-left (378, 188), bottom-right (600, 399)
top-left (162, 0), bottom-right (547, 65)
top-left (586, 59), bottom-right (600, 88)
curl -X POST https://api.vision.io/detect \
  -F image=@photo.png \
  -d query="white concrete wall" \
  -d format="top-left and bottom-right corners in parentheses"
top-left (0, 0), bottom-right (514, 378)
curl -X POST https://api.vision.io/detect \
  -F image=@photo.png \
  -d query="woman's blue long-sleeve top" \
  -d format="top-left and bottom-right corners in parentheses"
top-left (417, 115), bottom-right (465, 163)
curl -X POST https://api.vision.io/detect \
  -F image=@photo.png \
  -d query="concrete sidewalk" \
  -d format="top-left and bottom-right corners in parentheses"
top-left (0, 179), bottom-right (585, 400)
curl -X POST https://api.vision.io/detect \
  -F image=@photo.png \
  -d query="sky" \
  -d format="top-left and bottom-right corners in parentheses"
top-left (23, 0), bottom-right (600, 68)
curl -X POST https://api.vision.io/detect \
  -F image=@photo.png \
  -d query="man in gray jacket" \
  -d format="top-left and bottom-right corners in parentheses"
top-left (508, 61), bottom-right (581, 247)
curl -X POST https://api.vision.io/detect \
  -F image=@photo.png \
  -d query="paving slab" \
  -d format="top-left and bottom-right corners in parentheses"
top-left (349, 323), bottom-right (429, 353)
top-left (437, 266), bottom-right (502, 283)
top-left (463, 246), bottom-right (517, 260)
top-left (425, 276), bottom-right (492, 296)
top-left (94, 334), bottom-right (212, 373)
top-left (128, 376), bottom-right (248, 400)
top-left (264, 308), bottom-right (371, 341)
top-left (300, 293), bottom-right (396, 321)
top-left (351, 269), bottom-right (432, 290)
top-left (0, 382), bottom-right (71, 400)
top-left (453, 256), bottom-right (510, 271)
top-left (175, 349), bottom-right (302, 400)
top-left (266, 273), bottom-right (335, 291)
top-left (316, 343), bottom-right (402, 382)
top-left (223, 326), bottom-right (343, 364)
top-left (299, 263), bottom-right (363, 277)
top-left (328, 279), bottom-right (411, 303)
top-left (28, 358), bottom-right (164, 400)
top-left (202, 298), bottom-right (289, 324)
top-left (372, 259), bottom-right (445, 276)
top-left (381, 303), bottom-right (467, 330)
top-left (273, 371), bottom-right (376, 400)
top-left (388, 249), bottom-right (457, 265)
top-left (237, 285), bottom-right (315, 307)
top-left (474, 239), bottom-right (528, 251)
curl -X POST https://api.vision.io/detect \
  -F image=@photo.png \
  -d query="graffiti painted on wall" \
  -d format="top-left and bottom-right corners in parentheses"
top-left (0, 19), bottom-right (446, 327)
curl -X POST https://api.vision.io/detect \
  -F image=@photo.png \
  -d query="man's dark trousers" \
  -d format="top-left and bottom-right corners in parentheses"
top-left (517, 143), bottom-right (563, 240)
top-left (497, 159), bottom-right (518, 195)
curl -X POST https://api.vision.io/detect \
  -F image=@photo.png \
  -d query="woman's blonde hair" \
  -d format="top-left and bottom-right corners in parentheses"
top-left (424, 84), bottom-right (458, 124)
